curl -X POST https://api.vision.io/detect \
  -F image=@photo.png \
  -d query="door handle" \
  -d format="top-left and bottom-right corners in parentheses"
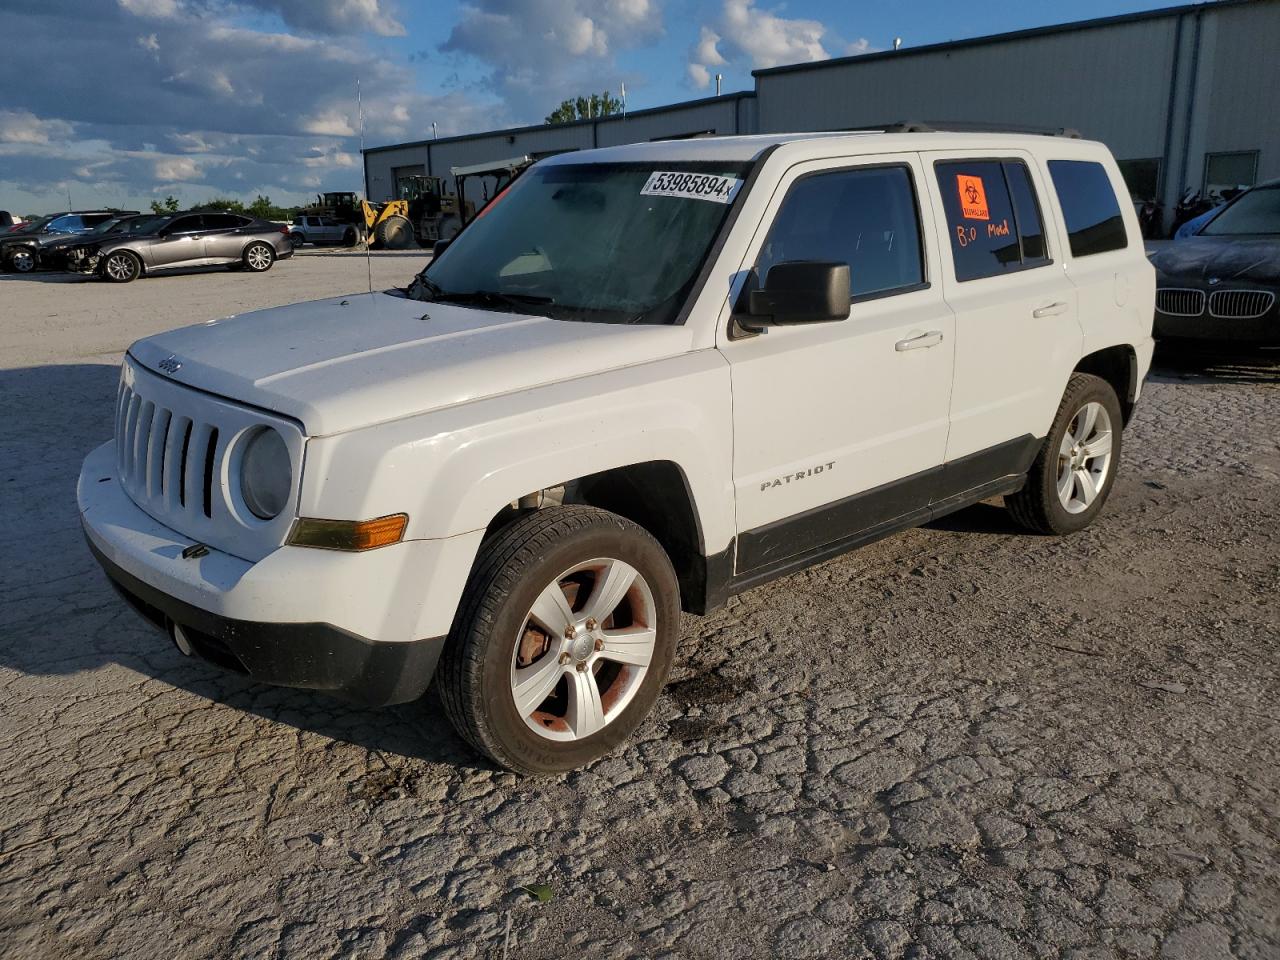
top-left (1032, 301), bottom-right (1068, 318)
top-left (895, 330), bottom-right (944, 352)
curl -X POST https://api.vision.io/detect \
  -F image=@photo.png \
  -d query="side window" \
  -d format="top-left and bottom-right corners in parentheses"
top-left (168, 215), bottom-right (203, 233)
top-left (936, 160), bottom-right (1047, 281)
top-left (755, 165), bottom-right (925, 300)
top-left (48, 215), bottom-right (84, 233)
top-left (202, 213), bottom-right (239, 229)
top-left (1047, 160), bottom-right (1128, 257)
top-left (308, 216), bottom-right (323, 227)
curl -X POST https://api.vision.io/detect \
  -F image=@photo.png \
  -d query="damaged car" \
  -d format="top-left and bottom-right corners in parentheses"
top-left (67, 211), bottom-right (294, 282)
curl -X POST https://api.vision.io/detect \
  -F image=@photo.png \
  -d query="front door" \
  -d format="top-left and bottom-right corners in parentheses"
top-left (722, 154), bottom-right (956, 578)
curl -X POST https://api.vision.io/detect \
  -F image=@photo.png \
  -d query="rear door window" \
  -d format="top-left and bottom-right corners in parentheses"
top-left (168, 215), bottom-right (203, 234)
top-left (935, 160), bottom-right (1050, 281)
top-left (202, 214), bottom-right (242, 230)
top-left (1047, 160), bottom-right (1128, 256)
top-left (755, 165), bottom-right (926, 300)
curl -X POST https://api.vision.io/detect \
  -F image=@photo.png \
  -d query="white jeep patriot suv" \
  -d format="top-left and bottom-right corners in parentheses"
top-left (79, 132), bottom-right (1155, 773)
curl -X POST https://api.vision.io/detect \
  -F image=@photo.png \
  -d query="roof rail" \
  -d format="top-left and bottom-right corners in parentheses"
top-left (854, 121), bottom-right (1082, 139)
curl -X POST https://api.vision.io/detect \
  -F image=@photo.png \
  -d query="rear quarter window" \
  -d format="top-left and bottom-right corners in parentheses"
top-left (1047, 160), bottom-right (1128, 257)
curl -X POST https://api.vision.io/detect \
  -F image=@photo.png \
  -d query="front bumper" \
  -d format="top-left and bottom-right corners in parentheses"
top-left (79, 441), bottom-right (483, 705)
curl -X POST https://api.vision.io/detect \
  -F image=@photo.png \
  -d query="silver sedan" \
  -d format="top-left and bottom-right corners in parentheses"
top-left (70, 212), bottom-right (294, 283)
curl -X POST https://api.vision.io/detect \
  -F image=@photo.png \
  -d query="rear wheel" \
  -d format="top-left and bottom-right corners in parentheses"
top-left (289, 232), bottom-right (305, 249)
top-left (373, 215), bottom-right (414, 250)
top-left (342, 228), bottom-right (358, 247)
top-left (101, 250), bottom-right (141, 283)
top-left (1006, 372), bottom-right (1123, 535)
top-left (242, 242), bottom-right (275, 273)
top-left (438, 506), bottom-right (680, 774)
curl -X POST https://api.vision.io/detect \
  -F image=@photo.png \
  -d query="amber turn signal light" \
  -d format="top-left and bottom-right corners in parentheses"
top-left (288, 514), bottom-right (408, 552)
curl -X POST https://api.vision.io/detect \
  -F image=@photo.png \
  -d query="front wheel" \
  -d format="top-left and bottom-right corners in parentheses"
top-left (9, 248), bottom-right (37, 273)
top-left (243, 242), bottom-right (275, 273)
top-left (101, 250), bottom-right (142, 283)
top-left (438, 506), bottom-right (680, 774)
top-left (1006, 372), bottom-right (1123, 535)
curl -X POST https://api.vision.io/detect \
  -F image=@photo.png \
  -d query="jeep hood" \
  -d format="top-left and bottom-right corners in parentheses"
top-left (129, 291), bottom-right (696, 436)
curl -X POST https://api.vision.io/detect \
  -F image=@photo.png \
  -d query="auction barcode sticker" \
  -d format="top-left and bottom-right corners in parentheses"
top-left (641, 171), bottom-right (743, 205)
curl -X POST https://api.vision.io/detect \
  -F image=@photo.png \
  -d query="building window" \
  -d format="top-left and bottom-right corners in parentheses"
top-left (1118, 158), bottom-right (1162, 202)
top-left (1203, 151), bottom-right (1258, 199)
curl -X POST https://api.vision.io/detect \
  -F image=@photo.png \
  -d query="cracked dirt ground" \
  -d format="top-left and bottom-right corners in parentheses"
top-left (1, 260), bottom-right (1278, 959)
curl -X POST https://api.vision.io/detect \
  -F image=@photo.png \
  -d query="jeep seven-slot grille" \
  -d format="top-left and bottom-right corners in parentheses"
top-left (1155, 288), bottom-right (1206, 317)
top-left (1207, 289), bottom-right (1275, 319)
top-left (116, 381), bottom-right (220, 520)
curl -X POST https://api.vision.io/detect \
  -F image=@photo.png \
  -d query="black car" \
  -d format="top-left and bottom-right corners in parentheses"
top-left (0, 210), bottom-right (139, 273)
top-left (38, 214), bottom-right (169, 272)
top-left (1150, 179), bottom-right (1280, 348)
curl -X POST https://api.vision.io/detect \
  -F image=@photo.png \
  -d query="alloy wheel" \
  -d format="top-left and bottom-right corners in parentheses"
top-left (509, 558), bottom-right (657, 742)
top-left (246, 245), bottom-right (273, 270)
top-left (1056, 401), bottom-right (1114, 514)
top-left (104, 253), bottom-right (136, 282)
top-left (11, 250), bottom-right (35, 272)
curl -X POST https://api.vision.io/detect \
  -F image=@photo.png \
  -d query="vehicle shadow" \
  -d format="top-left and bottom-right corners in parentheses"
top-left (925, 500), bottom-right (1025, 536)
top-left (0, 361), bottom-right (490, 772)
top-left (0, 270), bottom-right (95, 284)
top-left (1150, 343), bottom-right (1280, 385)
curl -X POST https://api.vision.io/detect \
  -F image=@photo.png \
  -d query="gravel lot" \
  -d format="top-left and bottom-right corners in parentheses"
top-left (1, 256), bottom-right (1277, 960)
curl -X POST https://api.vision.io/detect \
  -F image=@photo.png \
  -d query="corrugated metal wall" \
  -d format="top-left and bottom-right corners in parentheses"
top-left (364, 1), bottom-right (1278, 222)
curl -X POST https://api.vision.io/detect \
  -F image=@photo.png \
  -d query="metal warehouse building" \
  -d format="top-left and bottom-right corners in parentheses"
top-left (364, 0), bottom-right (1280, 231)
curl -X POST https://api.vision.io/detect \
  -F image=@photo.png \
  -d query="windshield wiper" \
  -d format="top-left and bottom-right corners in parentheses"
top-left (433, 290), bottom-right (555, 310)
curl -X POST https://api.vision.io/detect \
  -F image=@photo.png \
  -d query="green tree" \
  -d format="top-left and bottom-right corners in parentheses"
top-left (149, 195), bottom-right (180, 214)
top-left (545, 91), bottom-right (622, 124)
top-left (193, 196), bottom-right (247, 213)
top-left (248, 194), bottom-right (275, 220)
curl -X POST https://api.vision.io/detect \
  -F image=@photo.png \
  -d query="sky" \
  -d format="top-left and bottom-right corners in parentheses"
top-left (0, 0), bottom-right (1185, 215)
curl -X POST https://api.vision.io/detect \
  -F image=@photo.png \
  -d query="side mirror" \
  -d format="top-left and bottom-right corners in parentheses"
top-left (744, 261), bottom-right (851, 329)
top-left (432, 238), bottom-right (451, 258)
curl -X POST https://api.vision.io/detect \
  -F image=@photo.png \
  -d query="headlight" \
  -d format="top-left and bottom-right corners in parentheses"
top-left (239, 427), bottom-right (291, 520)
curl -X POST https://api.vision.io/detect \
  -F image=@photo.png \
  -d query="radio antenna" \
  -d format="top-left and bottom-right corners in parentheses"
top-left (359, 77), bottom-right (372, 296)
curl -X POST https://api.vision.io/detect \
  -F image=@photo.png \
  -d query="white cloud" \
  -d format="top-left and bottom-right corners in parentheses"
top-left (721, 0), bottom-right (827, 68)
top-left (302, 111), bottom-right (355, 136)
top-left (118, 0), bottom-right (179, 18)
top-left (137, 33), bottom-right (161, 53)
top-left (0, 110), bottom-right (73, 145)
top-left (846, 37), bottom-right (873, 56)
top-left (240, 0), bottom-right (406, 37)
top-left (687, 0), bottom-right (870, 86)
top-left (154, 156), bottom-right (201, 181)
top-left (443, 0), bottom-right (664, 117)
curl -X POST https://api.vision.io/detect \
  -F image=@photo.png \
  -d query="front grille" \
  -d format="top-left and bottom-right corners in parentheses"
top-left (1207, 289), bottom-right (1275, 320)
top-left (113, 357), bottom-right (304, 562)
top-left (116, 382), bottom-right (221, 522)
top-left (1155, 288), bottom-right (1206, 317)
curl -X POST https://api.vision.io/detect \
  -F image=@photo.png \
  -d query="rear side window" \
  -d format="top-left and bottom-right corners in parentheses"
top-left (1048, 160), bottom-right (1128, 256)
top-left (755, 165), bottom-right (925, 300)
top-left (936, 160), bottom-right (1049, 281)
top-left (202, 213), bottom-right (241, 229)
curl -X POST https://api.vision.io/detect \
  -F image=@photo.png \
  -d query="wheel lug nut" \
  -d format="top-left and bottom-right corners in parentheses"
top-left (559, 652), bottom-right (571, 665)
top-left (594, 638), bottom-right (604, 652)
top-left (585, 618), bottom-right (597, 631)
top-left (575, 661), bottom-right (588, 672)
top-left (564, 625), bottom-right (575, 639)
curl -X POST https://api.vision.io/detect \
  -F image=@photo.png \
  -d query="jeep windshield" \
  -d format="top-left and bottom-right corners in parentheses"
top-left (409, 161), bottom-right (753, 324)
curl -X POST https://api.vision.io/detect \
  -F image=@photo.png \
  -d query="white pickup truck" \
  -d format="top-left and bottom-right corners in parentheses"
top-left (79, 131), bottom-right (1155, 773)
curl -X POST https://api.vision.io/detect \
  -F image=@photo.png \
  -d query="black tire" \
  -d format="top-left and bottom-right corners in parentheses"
top-left (438, 505), bottom-right (680, 775)
top-left (100, 250), bottom-right (142, 283)
top-left (1006, 372), bottom-right (1124, 535)
top-left (9, 247), bottom-right (37, 273)
top-left (242, 242), bottom-right (275, 273)
top-left (342, 228), bottom-right (357, 247)
top-left (290, 232), bottom-right (305, 249)
top-left (373, 215), bottom-right (414, 250)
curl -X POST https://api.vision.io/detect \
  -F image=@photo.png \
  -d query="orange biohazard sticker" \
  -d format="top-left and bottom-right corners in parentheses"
top-left (957, 174), bottom-right (989, 221)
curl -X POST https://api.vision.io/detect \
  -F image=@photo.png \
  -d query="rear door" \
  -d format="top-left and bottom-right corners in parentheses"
top-left (922, 151), bottom-right (1082, 473)
top-left (147, 214), bottom-right (206, 266)
top-left (202, 213), bottom-right (250, 260)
